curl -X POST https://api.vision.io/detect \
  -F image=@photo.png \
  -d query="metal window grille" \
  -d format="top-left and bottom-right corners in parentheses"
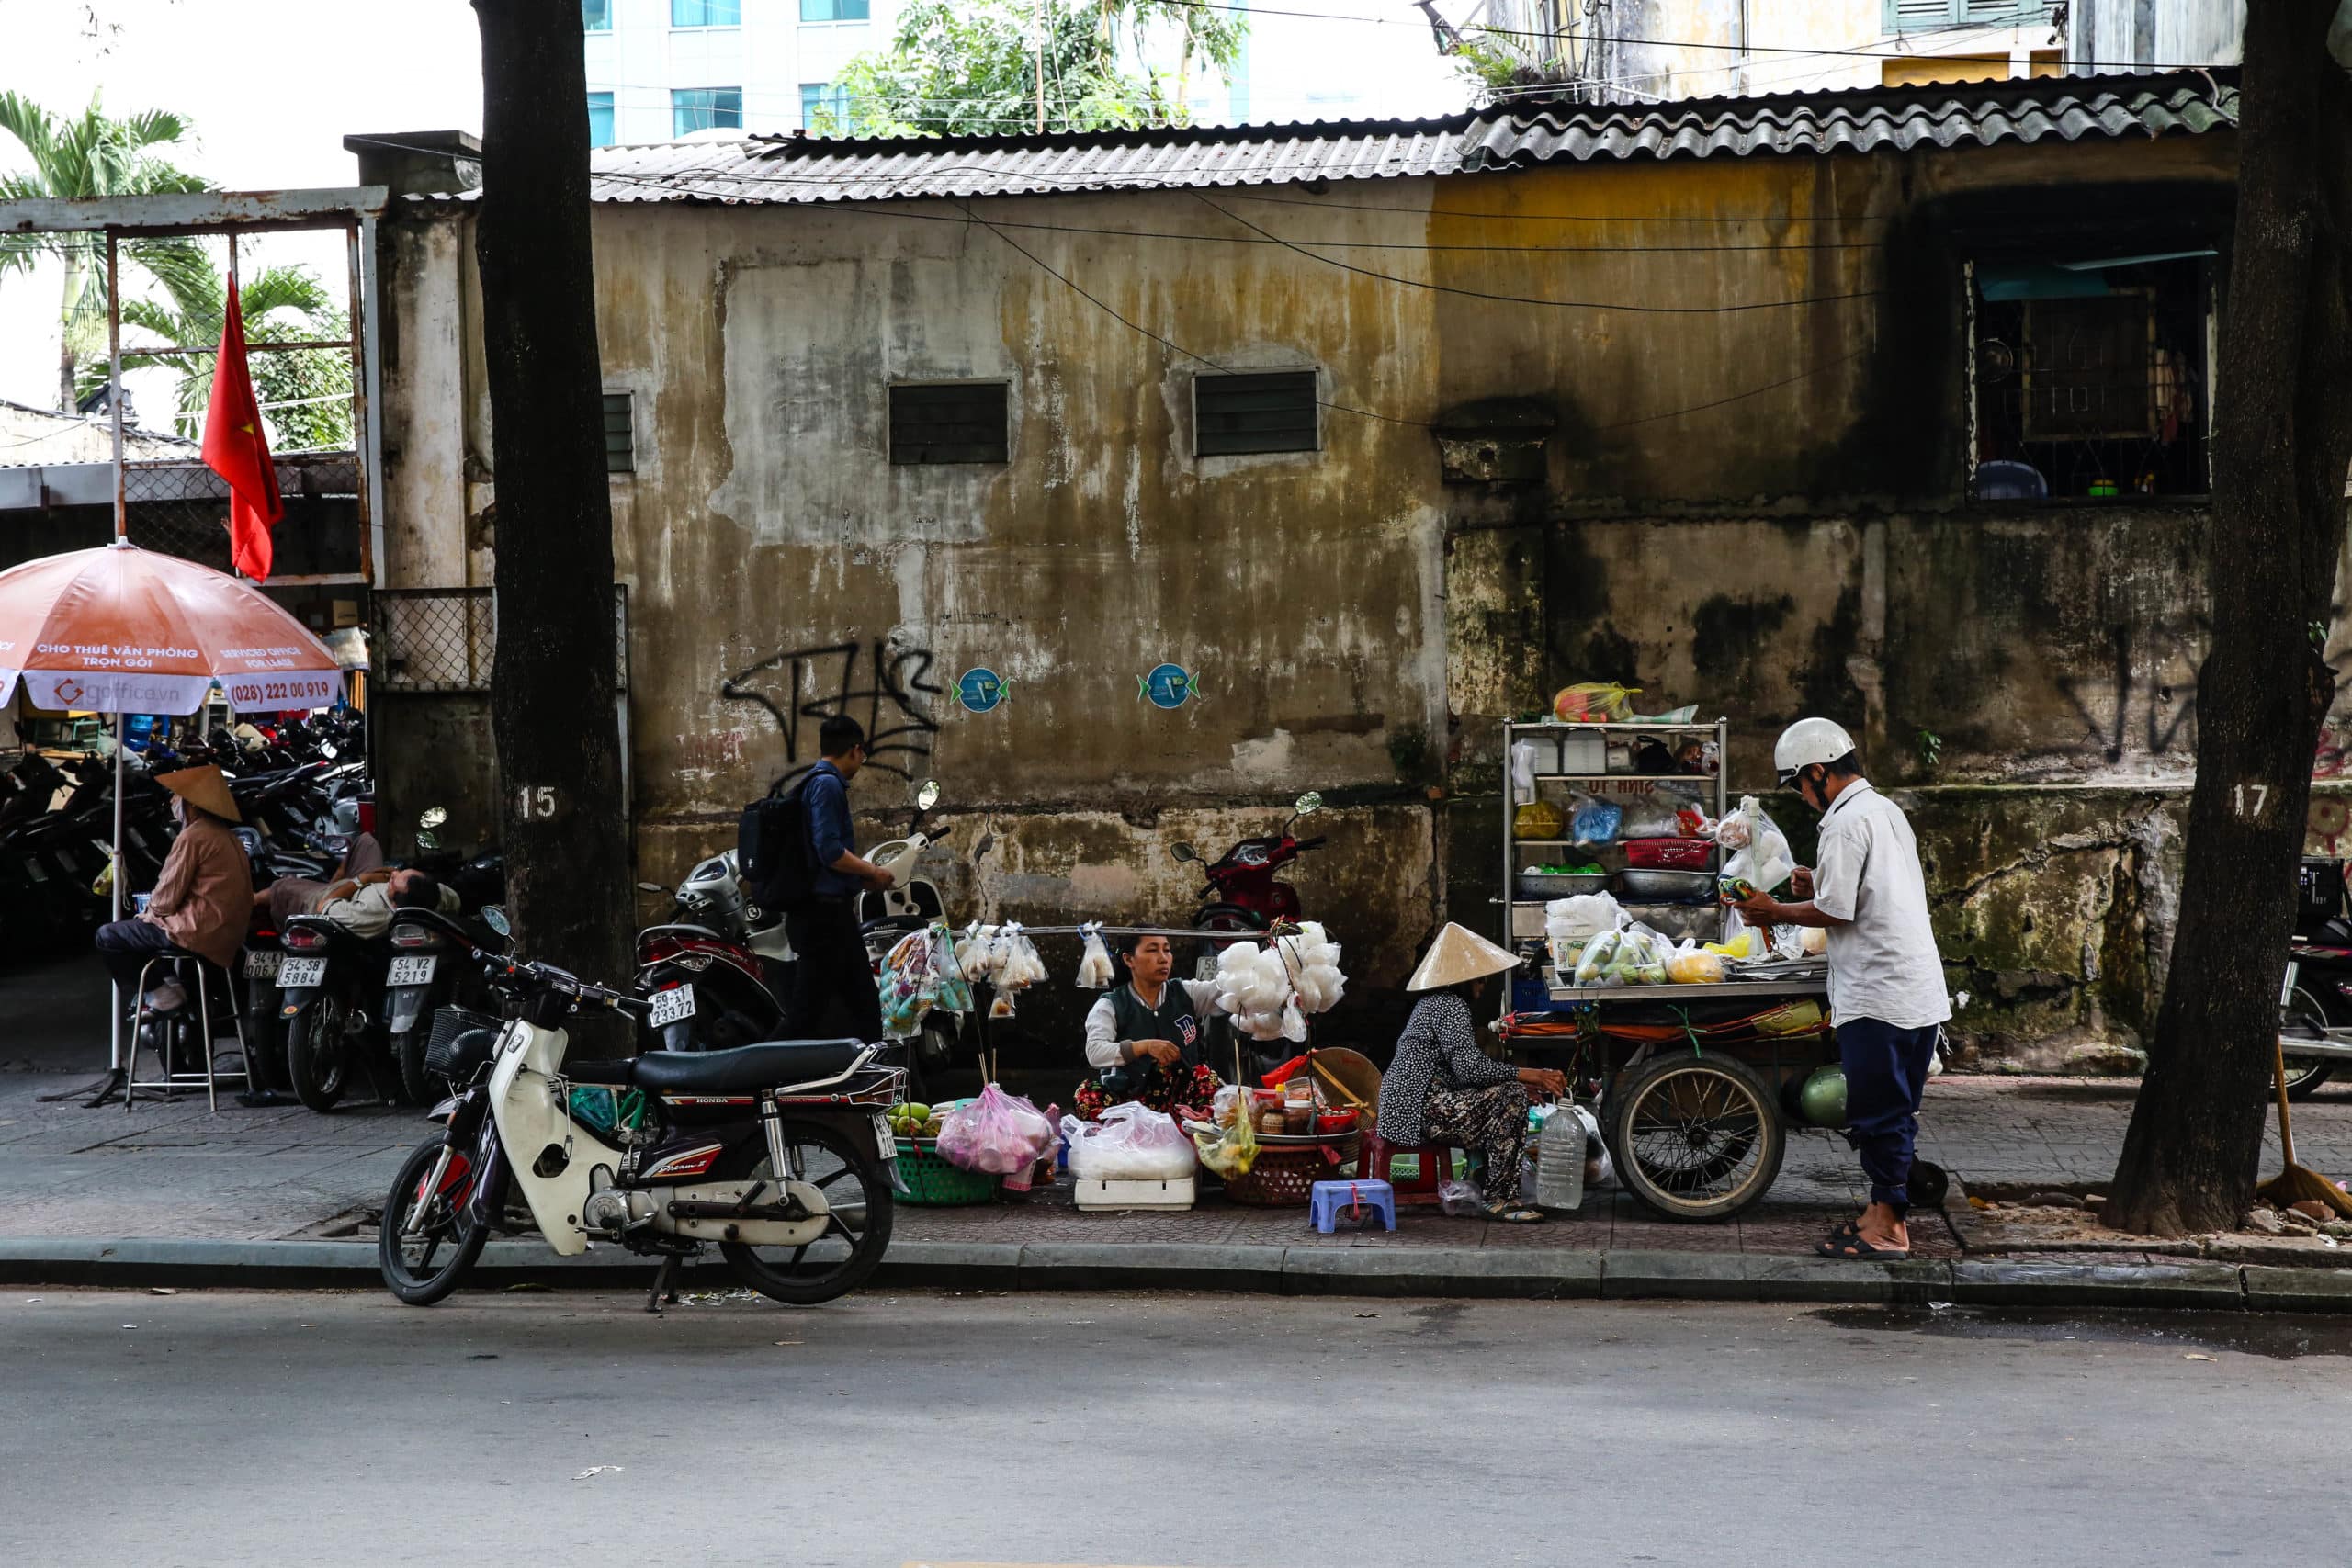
top-left (672, 87), bottom-right (742, 135)
top-left (121, 455), bottom-right (363, 579)
top-left (603, 391), bottom-right (635, 472)
top-left (1193, 370), bottom-right (1318, 457)
top-left (373, 585), bottom-right (628, 694)
top-left (888, 382), bottom-right (1009, 465)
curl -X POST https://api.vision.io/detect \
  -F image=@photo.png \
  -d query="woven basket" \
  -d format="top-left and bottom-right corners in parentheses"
top-left (893, 1137), bottom-right (1001, 1206)
top-left (1223, 1134), bottom-right (1360, 1207)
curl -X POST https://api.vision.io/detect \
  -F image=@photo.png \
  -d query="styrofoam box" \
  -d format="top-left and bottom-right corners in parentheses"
top-left (1074, 1176), bottom-right (1196, 1211)
top-left (1559, 732), bottom-right (1607, 774)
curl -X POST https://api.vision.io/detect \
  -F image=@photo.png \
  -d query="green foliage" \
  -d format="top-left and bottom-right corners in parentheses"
top-left (1915, 728), bottom-right (1944, 773)
top-left (1446, 28), bottom-right (1570, 103)
top-left (831, 0), bottom-right (1245, 138)
top-left (88, 243), bottom-right (353, 452)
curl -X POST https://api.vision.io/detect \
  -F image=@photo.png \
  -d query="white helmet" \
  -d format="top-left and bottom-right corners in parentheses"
top-left (1773, 717), bottom-right (1858, 784)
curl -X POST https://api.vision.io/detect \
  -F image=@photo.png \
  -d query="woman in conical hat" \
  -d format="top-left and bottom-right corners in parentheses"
top-left (1374, 923), bottom-right (1566, 1224)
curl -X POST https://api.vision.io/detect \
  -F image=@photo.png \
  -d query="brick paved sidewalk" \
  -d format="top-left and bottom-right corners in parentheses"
top-left (7, 954), bottom-right (2352, 1252)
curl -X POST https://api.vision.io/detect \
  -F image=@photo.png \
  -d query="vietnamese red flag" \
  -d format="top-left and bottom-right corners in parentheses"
top-left (199, 277), bottom-right (283, 582)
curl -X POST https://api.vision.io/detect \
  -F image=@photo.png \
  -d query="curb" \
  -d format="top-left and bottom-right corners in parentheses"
top-left (8, 1237), bottom-right (2352, 1310)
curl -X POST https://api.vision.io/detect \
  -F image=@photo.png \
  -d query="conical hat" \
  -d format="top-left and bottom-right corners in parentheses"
top-left (1407, 922), bottom-right (1521, 992)
top-left (155, 764), bottom-right (240, 823)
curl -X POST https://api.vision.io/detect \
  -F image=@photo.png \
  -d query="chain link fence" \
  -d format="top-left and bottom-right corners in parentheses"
top-left (119, 453), bottom-right (363, 576)
top-left (374, 585), bottom-right (630, 694)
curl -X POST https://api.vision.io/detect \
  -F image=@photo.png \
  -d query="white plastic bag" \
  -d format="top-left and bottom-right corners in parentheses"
top-left (1548, 891), bottom-right (1623, 938)
top-left (1438, 1179), bottom-right (1485, 1217)
top-left (1721, 795), bottom-right (1794, 893)
top-left (1075, 922), bottom-right (1115, 989)
top-left (1061, 1103), bottom-right (1197, 1182)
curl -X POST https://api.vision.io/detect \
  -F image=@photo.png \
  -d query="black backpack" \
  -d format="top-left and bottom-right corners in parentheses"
top-left (739, 776), bottom-right (819, 916)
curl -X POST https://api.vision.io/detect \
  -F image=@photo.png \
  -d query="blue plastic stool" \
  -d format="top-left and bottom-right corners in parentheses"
top-left (1309, 1179), bottom-right (1397, 1235)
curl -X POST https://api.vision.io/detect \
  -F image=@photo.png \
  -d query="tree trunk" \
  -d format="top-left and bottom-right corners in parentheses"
top-left (472, 0), bottom-right (633, 993)
top-left (2106, 6), bottom-right (2352, 1236)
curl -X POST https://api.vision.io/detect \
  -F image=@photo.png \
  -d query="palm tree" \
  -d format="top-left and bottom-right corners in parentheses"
top-left (98, 243), bottom-right (354, 452)
top-left (0, 90), bottom-right (207, 411)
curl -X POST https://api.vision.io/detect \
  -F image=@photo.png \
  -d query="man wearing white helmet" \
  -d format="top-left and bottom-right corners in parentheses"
top-left (1725, 717), bottom-right (1951, 1259)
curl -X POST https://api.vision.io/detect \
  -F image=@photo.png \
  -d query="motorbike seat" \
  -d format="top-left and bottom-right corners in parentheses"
top-left (623, 1039), bottom-right (869, 1094)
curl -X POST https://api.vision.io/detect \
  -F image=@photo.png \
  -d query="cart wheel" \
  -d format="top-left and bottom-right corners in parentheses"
top-left (1908, 1159), bottom-right (1949, 1210)
top-left (1606, 1051), bottom-right (1785, 1222)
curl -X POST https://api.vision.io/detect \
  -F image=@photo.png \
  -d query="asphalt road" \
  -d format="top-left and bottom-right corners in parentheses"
top-left (4, 1290), bottom-right (2346, 1567)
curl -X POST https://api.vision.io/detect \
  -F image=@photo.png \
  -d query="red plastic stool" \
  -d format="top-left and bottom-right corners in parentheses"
top-left (1359, 1133), bottom-right (1454, 1203)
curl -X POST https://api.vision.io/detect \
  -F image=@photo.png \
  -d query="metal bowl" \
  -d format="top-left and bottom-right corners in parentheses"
top-left (1517, 870), bottom-right (1611, 898)
top-left (1612, 868), bottom-right (1717, 903)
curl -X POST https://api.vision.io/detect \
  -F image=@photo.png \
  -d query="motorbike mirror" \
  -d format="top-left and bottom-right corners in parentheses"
top-left (1171, 842), bottom-right (1200, 864)
top-left (419, 806), bottom-right (448, 830)
top-left (915, 778), bottom-right (941, 813)
top-left (1294, 791), bottom-right (1324, 816)
top-left (637, 881), bottom-right (665, 893)
top-left (481, 905), bottom-right (511, 938)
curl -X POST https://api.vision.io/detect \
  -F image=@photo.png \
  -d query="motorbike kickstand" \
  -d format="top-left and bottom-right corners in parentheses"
top-left (645, 1253), bottom-right (681, 1314)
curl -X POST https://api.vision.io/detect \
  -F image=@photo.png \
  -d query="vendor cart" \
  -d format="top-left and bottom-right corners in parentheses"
top-left (1494, 717), bottom-right (1942, 1222)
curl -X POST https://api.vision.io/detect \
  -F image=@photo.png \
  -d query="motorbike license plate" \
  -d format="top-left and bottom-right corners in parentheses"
top-left (2282, 960), bottom-right (2301, 1009)
top-left (872, 1111), bottom-right (896, 1156)
top-left (277, 956), bottom-right (327, 989)
top-left (648, 984), bottom-right (696, 1026)
top-left (386, 955), bottom-right (438, 987)
top-left (244, 949), bottom-right (284, 980)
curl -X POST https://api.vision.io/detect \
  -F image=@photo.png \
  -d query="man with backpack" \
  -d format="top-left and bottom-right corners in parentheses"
top-left (743, 716), bottom-right (892, 1042)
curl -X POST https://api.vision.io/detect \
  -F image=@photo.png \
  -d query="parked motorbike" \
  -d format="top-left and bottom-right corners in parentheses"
top-left (1172, 791), bottom-right (1327, 933)
top-left (2281, 855), bottom-right (2352, 1100)
top-left (377, 906), bottom-right (902, 1311)
top-left (278, 912), bottom-right (401, 1111)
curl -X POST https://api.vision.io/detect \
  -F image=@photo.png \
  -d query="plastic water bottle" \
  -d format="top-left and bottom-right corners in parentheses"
top-left (1535, 1101), bottom-right (1586, 1213)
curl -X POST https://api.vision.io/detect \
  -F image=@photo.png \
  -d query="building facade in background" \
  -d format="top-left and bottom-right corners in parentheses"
top-left (1444, 1), bottom-right (2244, 103)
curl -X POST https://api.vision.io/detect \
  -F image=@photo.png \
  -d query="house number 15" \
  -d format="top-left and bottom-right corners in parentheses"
top-left (516, 785), bottom-right (558, 818)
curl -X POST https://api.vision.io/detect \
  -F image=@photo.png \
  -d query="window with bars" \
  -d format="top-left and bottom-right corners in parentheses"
top-left (603, 391), bottom-right (636, 473)
top-left (672, 87), bottom-right (743, 135)
top-left (888, 382), bottom-right (1009, 466)
top-left (1193, 370), bottom-right (1319, 457)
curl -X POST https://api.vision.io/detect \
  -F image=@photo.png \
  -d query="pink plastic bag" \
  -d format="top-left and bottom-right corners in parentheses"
top-left (936, 1084), bottom-right (1057, 1176)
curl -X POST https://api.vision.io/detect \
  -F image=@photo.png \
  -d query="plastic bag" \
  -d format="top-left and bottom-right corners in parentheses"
top-left (1547, 890), bottom-right (1623, 938)
top-left (1438, 1179), bottom-right (1485, 1218)
top-left (1061, 1103), bottom-right (1198, 1181)
top-left (1620, 924), bottom-right (1670, 985)
top-left (1573, 928), bottom-right (1621, 985)
top-left (1568, 795), bottom-right (1623, 846)
top-left (1075, 922), bottom-right (1115, 989)
top-left (1193, 1108), bottom-right (1260, 1178)
top-left (936, 1083), bottom-right (1057, 1175)
top-left (1664, 942), bottom-right (1725, 985)
top-left (1720, 796), bottom-right (1794, 894)
top-left (1554, 682), bottom-right (1640, 722)
top-left (1619, 787), bottom-right (1701, 841)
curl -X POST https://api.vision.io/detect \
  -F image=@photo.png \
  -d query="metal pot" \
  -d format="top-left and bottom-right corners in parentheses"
top-left (1612, 868), bottom-right (1716, 903)
top-left (1517, 870), bottom-right (1611, 898)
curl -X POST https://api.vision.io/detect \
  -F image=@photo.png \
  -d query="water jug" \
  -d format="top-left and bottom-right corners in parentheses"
top-left (1534, 1100), bottom-right (1586, 1213)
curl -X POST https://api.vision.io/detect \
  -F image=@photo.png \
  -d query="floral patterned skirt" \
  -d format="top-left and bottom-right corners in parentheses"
top-left (1073, 1060), bottom-right (1225, 1122)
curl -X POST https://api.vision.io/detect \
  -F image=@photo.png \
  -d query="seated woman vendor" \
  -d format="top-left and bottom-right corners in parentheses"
top-left (1073, 933), bottom-right (1226, 1121)
top-left (1376, 923), bottom-right (1567, 1224)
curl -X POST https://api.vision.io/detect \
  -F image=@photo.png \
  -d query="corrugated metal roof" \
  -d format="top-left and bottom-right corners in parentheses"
top-left (544, 70), bottom-right (2236, 209)
top-left (1462, 72), bottom-right (2238, 170)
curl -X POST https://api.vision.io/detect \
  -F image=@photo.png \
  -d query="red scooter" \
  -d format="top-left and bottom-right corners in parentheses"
top-left (1172, 792), bottom-right (1327, 933)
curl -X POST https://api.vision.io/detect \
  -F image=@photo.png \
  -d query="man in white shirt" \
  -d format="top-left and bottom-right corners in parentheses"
top-left (1728, 718), bottom-right (1951, 1260)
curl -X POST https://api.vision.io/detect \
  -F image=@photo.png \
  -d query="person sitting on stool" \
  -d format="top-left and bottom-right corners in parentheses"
top-left (1072, 932), bottom-right (1225, 1121)
top-left (93, 765), bottom-right (251, 1013)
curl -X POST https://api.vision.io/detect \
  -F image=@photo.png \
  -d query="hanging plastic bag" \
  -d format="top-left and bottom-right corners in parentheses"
top-left (1075, 922), bottom-right (1115, 989)
top-left (1719, 796), bottom-right (1794, 894)
top-left (1193, 1107), bottom-right (1260, 1178)
top-left (1620, 786), bottom-right (1702, 841)
top-left (1568, 794), bottom-right (1623, 847)
top-left (1510, 739), bottom-right (1538, 806)
top-left (1553, 682), bottom-right (1639, 722)
top-left (937, 1083), bottom-right (1057, 1175)
top-left (1062, 1103), bottom-right (1198, 1181)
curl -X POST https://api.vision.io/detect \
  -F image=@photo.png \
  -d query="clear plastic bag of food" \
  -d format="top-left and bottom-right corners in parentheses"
top-left (1074, 922), bottom-right (1115, 989)
top-left (937, 1083), bottom-right (1057, 1175)
top-left (1553, 682), bottom-right (1640, 722)
top-left (1574, 928), bottom-right (1623, 985)
top-left (1061, 1103), bottom-right (1197, 1182)
top-left (1664, 941), bottom-right (1725, 985)
top-left (1192, 1106), bottom-right (1260, 1178)
top-left (1720, 796), bottom-right (1794, 893)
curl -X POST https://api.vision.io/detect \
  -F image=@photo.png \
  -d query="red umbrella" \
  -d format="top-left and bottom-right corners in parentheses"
top-left (0, 540), bottom-right (345, 1083)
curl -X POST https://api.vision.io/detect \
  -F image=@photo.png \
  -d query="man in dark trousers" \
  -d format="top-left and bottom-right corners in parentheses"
top-left (786, 716), bottom-right (893, 1042)
top-left (1727, 717), bottom-right (1951, 1261)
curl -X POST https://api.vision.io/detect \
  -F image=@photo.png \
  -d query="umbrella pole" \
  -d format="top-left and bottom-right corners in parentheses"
top-left (108, 711), bottom-right (126, 1074)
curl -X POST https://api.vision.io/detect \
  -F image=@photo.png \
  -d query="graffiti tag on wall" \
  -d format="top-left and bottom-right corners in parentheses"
top-left (2054, 622), bottom-right (2201, 764)
top-left (720, 638), bottom-right (943, 788)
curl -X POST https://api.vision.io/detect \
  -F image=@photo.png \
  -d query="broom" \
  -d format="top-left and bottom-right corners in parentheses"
top-left (2255, 1038), bottom-right (2352, 1219)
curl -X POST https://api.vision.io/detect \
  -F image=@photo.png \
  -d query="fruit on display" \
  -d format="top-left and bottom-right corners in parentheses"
top-left (888, 1100), bottom-right (944, 1140)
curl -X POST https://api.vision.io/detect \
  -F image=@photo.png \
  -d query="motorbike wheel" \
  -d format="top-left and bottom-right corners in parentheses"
top-left (286, 996), bottom-right (350, 1112)
top-left (394, 1026), bottom-right (435, 1107)
top-left (378, 1137), bottom-right (491, 1307)
top-left (717, 1120), bottom-right (894, 1307)
top-left (2281, 984), bottom-right (2337, 1101)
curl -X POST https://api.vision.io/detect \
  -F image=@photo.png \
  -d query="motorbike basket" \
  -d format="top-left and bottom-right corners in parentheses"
top-left (424, 1005), bottom-right (503, 1083)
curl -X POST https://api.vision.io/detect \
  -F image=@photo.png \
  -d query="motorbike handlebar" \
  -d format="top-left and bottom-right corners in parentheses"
top-left (392, 907), bottom-right (651, 1017)
top-left (1295, 836), bottom-right (1329, 852)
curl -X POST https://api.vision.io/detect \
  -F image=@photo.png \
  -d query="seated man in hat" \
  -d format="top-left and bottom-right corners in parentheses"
top-left (93, 765), bottom-right (252, 1010)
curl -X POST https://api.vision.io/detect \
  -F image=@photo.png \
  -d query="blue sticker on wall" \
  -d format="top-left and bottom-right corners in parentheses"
top-left (956, 667), bottom-right (1010, 715)
top-left (1140, 663), bottom-right (1200, 709)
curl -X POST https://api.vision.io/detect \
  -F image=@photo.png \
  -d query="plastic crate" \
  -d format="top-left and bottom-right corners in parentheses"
top-left (893, 1137), bottom-right (1001, 1206)
top-left (1074, 1176), bottom-right (1195, 1211)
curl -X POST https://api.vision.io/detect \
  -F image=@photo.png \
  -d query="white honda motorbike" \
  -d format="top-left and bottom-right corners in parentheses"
top-left (376, 908), bottom-right (903, 1312)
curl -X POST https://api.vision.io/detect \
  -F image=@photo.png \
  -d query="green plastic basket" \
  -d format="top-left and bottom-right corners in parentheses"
top-left (893, 1137), bottom-right (1001, 1206)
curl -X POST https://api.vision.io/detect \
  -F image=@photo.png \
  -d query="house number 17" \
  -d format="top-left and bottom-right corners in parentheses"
top-left (2235, 783), bottom-right (2270, 820)
top-left (516, 785), bottom-right (558, 819)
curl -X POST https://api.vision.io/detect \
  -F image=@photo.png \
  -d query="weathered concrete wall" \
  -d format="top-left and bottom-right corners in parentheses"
top-left (372, 125), bottom-right (2252, 1069)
